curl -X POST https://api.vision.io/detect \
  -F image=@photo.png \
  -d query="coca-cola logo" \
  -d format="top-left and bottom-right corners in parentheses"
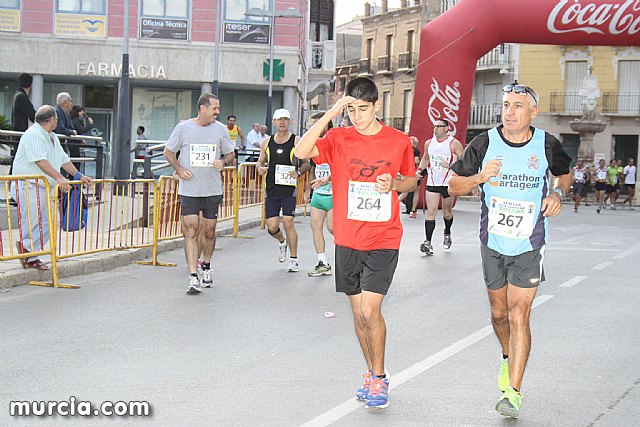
top-left (427, 77), bottom-right (460, 135)
top-left (548, 0), bottom-right (640, 35)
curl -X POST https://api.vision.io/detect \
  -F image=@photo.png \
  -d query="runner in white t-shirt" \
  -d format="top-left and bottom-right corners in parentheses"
top-left (623, 158), bottom-right (636, 209)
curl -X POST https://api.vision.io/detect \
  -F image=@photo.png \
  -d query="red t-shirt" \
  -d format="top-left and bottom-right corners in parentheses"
top-left (314, 124), bottom-right (415, 251)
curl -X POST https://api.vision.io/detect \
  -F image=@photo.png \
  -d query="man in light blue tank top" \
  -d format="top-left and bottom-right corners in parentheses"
top-left (449, 84), bottom-right (572, 419)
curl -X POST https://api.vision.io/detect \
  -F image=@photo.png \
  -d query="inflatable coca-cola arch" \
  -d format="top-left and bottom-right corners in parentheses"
top-left (410, 0), bottom-right (640, 147)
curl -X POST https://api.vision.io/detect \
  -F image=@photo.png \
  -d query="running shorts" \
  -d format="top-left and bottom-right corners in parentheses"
top-left (180, 195), bottom-right (222, 219)
top-left (481, 244), bottom-right (545, 290)
top-left (335, 245), bottom-right (399, 296)
top-left (265, 195), bottom-right (297, 219)
top-left (572, 182), bottom-right (586, 197)
top-left (310, 192), bottom-right (333, 211)
top-left (426, 185), bottom-right (451, 199)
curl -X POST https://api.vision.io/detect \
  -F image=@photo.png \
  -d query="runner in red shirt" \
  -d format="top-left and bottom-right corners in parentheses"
top-left (295, 77), bottom-right (416, 409)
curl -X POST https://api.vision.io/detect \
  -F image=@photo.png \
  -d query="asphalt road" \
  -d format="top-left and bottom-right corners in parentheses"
top-left (1, 200), bottom-right (639, 426)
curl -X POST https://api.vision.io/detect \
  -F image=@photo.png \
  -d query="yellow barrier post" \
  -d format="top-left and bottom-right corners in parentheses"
top-left (226, 164), bottom-right (255, 239)
top-left (29, 181), bottom-right (79, 288)
top-left (136, 176), bottom-right (177, 267)
top-left (0, 175), bottom-right (77, 288)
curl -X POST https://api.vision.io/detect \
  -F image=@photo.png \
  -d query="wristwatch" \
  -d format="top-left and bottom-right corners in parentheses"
top-left (552, 188), bottom-right (564, 199)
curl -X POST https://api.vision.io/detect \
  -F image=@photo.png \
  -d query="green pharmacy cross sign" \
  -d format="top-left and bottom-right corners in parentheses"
top-left (263, 59), bottom-right (285, 81)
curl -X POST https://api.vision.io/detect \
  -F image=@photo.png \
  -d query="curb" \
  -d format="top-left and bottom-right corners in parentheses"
top-left (0, 218), bottom-right (264, 289)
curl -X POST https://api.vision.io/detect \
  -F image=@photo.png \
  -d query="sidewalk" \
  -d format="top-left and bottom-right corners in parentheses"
top-left (0, 205), bottom-right (266, 289)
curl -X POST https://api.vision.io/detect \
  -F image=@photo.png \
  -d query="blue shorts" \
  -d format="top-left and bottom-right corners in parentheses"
top-left (265, 195), bottom-right (296, 219)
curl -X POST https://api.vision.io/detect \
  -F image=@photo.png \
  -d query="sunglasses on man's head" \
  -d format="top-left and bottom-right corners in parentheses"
top-left (433, 124), bottom-right (447, 128)
top-left (502, 84), bottom-right (538, 106)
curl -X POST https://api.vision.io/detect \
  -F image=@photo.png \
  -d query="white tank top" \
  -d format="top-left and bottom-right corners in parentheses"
top-left (427, 135), bottom-right (455, 186)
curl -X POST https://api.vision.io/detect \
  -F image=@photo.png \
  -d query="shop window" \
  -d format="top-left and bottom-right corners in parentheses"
top-left (142, 0), bottom-right (189, 18)
top-left (56, 0), bottom-right (105, 14)
top-left (0, 1), bottom-right (20, 9)
top-left (561, 133), bottom-right (580, 167)
top-left (225, 0), bottom-right (269, 22)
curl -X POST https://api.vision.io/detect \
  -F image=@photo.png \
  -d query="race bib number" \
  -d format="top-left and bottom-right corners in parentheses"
top-left (190, 144), bottom-right (216, 167)
top-left (347, 181), bottom-right (392, 222)
top-left (488, 196), bottom-right (536, 239)
top-left (596, 170), bottom-right (607, 180)
top-left (574, 170), bottom-right (585, 182)
top-left (275, 164), bottom-right (297, 186)
top-left (430, 154), bottom-right (449, 172)
top-left (315, 164), bottom-right (331, 179)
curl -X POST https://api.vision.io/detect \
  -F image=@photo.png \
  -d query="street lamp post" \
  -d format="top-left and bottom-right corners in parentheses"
top-left (246, 4), bottom-right (302, 130)
top-left (113, 0), bottom-right (132, 185)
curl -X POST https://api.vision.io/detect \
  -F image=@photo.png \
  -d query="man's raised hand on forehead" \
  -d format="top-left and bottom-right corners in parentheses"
top-left (327, 96), bottom-right (357, 119)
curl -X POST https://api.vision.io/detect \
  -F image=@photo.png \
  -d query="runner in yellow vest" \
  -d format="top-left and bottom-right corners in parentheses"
top-left (227, 114), bottom-right (245, 151)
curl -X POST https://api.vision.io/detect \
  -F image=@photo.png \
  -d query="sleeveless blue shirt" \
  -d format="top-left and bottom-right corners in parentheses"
top-left (479, 127), bottom-right (549, 256)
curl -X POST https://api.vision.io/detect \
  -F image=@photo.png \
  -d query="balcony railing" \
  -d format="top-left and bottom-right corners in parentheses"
top-left (477, 44), bottom-right (511, 68)
top-left (392, 117), bottom-right (410, 133)
top-left (359, 58), bottom-right (373, 75)
top-left (440, 0), bottom-right (459, 14)
top-left (469, 104), bottom-right (502, 126)
top-left (550, 92), bottom-right (583, 114)
top-left (398, 52), bottom-right (416, 70)
top-left (311, 43), bottom-right (324, 69)
top-left (602, 92), bottom-right (640, 114)
top-left (377, 55), bottom-right (392, 73)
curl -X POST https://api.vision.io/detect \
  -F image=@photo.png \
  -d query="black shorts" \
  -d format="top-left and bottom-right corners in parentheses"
top-left (606, 184), bottom-right (618, 194)
top-left (595, 182), bottom-right (607, 191)
top-left (572, 182), bottom-right (586, 197)
top-left (335, 245), bottom-right (399, 296)
top-left (481, 244), bottom-right (545, 290)
top-left (180, 195), bottom-right (223, 219)
top-left (265, 195), bottom-right (297, 219)
top-left (426, 185), bottom-right (451, 199)
top-left (626, 184), bottom-right (636, 193)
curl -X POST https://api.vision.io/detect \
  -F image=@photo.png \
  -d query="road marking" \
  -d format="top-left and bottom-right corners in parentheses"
top-left (546, 248), bottom-right (618, 253)
top-left (532, 294), bottom-right (555, 308)
top-left (302, 295), bottom-right (555, 427)
top-left (559, 276), bottom-right (588, 288)
top-left (592, 262), bottom-right (612, 270)
top-left (612, 243), bottom-right (640, 260)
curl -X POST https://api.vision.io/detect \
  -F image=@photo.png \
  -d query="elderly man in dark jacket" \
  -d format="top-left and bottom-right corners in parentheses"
top-left (9, 73), bottom-right (36, 175)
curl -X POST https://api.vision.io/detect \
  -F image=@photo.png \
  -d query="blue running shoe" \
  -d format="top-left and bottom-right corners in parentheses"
top-left (355, 370), bottom-right (373, 401)
top-left (365, 375), bottom-right (390, 409)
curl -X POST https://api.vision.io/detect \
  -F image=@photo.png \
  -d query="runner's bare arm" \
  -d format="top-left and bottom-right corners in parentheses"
top-left (376, 173), bottom-right (417, 194)
top-left (416, 140), bottom-right (431, 171)
top-left (295, 96), bottom-right (356, 159)
top-left (542, 172), bottom-right (572, 217)
top-left (164, 147), bottom-right (192, 180)
top-left (448, 159), bottom-right (502, 196)
top-left (257, 137), bottom-right (269, 175)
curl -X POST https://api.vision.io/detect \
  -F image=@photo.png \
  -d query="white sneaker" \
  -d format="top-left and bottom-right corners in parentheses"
top-left (287, 259), bottom-right (299, 272)
top-left (186, 276), bottom-right (201, 294)
top-left (201, 268), bottom-right (213, 288)
top-left (278, 239), bottom-right (288, 263)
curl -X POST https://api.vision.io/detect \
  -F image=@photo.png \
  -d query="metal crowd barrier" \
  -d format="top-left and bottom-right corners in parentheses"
top-left (0, 175), bottom-right (76, 288)
top-left (2, 165), bottom-right (310, 287)
top-left (53, 179), bottom-right (156, 260)
top-left (296, 172), bottom-right (309, 216)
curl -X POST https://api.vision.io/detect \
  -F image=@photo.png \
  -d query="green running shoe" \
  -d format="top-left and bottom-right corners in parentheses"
top-left (498, 358), bottom-right (510, 392)
top-left (496, 387), bottom-right (522, 418)
top-left (308, 261), bottom-right (332, 277)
